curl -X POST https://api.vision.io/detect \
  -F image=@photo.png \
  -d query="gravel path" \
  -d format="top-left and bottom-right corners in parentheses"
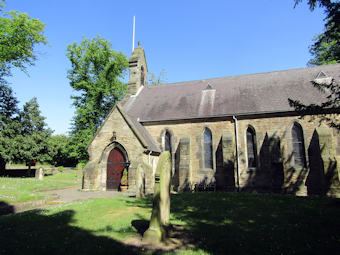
top-left (42, 185), bottom-right (133, 203)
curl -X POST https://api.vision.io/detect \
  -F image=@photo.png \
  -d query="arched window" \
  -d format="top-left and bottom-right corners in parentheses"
top-left (164, 131), bottom-right (172, 155)
top-left (204, 128), bottom-right (213, 169)
top-left (292, 123), bottom-right (306, 168)
top-left (246, 127), bottom-right (257, 168)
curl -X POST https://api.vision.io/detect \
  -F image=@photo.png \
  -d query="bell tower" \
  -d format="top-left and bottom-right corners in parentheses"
top-left (127, 42), bottom-right (148, 96)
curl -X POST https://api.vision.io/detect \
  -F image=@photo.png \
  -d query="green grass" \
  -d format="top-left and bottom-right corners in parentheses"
top-left (0, 172), bottom-right (81, 203)
top-left (0, 192), bottom-right (339, 254)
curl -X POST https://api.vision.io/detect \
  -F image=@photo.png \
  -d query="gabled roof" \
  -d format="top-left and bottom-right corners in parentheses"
top-left (88, 103), bottom-right (161, 153)
top-left (116, 105), bottom-right (161, 153)
top-left (124, 63), bottom-right (340, 122)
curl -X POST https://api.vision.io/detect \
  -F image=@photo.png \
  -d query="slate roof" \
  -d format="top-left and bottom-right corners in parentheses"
top-left (124, 63), bottom-right (340, 122)
top-left (116, 104), bottom-right (161, 153)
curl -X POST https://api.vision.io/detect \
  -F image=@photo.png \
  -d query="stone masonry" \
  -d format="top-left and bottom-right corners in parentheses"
top-left (83, 46), bottom-right (340, 198)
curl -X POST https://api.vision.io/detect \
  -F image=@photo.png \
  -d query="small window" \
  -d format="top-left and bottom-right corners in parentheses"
top-left (246, 127), bottom-right (257, 168)
top-left (292, 123), bottom-right (306, 168)
top-left (141, 66), bottom-right (145, 86)
top-left (204, 128), bottom-right (213, 169)
top-left (165, 131), bottom-right (172, 155)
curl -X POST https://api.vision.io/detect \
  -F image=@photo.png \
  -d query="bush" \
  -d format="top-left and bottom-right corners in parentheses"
top-left (76, 162), bottom-right (86, 170)
top-left (58, 166), bottom-right (64, 172)
top-left (120, 168), bottom-right (128, 185)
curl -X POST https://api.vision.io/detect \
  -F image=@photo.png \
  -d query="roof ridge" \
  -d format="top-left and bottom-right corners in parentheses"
top-left (145, 63), bottom-right (340, 89)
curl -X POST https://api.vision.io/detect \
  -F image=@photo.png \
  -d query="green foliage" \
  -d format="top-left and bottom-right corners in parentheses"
top-left (291, 0), bottom-right (340, 129)
top-left (120, 168), bottom-right (128, 185)
top-left (0, 2), bottom-right (50, 166)
top-left (0, 1), bottom-right (47, 80)
top-left (289, 78), bottom-right (340, 129)
top-left (15, 98), bottom-right (52, 164)
top-left (294, 0), bottom-right (340, 65)
top-left (0, 84), bottom-right (22, 164)
top-left (76, 161), bottom-right (86, 170)
top-left (66, 35), bottom-right (128, 161)
top-left (58, 166), bottom-right (64, 172)
top-left (47, 135), bottom-right (76, 167)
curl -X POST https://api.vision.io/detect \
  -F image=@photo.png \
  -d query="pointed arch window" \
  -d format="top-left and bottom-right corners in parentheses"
top-left (204, 128), bottom-right (213, 169)
top-left (292, 123), bottom-right (306, 168)
top-left (164, 131), bottom-right (172, 155)
top-left (246, 127), bottom-right (257, 168)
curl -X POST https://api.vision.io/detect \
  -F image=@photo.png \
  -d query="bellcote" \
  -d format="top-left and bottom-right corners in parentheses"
top-left (127, 46), bottom-right (148, 96)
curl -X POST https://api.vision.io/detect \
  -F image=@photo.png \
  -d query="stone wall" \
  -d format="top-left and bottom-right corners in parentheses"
top-left (144, 114), bottom-right (340, 197)
top-left (83, 107), bottom-right (148, 191)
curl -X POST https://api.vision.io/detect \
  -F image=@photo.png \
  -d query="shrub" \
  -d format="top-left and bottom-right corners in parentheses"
top-left (120, 168), bottom-right (128, 185)
top-left (76, 162), bottom-right (86, 170)
top-left (57, 166), bottom-right (64, 172)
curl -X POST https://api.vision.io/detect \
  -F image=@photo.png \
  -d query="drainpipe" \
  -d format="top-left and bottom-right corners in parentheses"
top-left (233, 116), bottom-right (241, 192)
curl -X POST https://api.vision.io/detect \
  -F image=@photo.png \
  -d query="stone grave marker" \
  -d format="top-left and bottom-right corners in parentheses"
top-left (143, 151), bottom-right (172, 243)
top-left (35, 167), bottom-right (44, 180)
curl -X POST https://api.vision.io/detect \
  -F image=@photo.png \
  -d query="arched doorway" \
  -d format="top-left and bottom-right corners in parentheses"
top-left (107, 147), bottom-right (127, 190)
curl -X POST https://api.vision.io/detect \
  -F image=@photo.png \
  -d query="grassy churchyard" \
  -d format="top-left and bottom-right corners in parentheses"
top-left (0, 191), bottom-right (339, 254)
top-left (0, 169), bottom-right (81, 203)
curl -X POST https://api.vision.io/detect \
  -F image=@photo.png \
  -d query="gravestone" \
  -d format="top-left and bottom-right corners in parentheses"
top-left (136, 163), bottom-right (146, 198)
top-left (143, 151), bottom-right (172, 243)
top-left (35, 167), bottom-right (44, 180)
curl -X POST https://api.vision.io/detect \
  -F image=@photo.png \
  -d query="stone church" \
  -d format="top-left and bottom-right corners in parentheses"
top-left (83, 46), bottom-right (340, 197)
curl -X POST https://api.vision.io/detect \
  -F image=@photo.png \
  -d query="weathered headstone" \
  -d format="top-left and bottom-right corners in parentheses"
top-left (143, 151), bottom-right (172, 243)
top-left (136, 163), bottom-right (146, 198)
top-left (35, 167), bottom-right (44, 180)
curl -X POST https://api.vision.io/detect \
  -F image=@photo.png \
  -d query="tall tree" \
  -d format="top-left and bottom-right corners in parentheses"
top-left (0, 0), bottom-right (47, 81)
top-left (66, 35), bottom-right (128, 161)
top-left (0, 84), bottom-right (21, 169)
top-left (0, 0), bottom-right (47, 169)
top-left (294, 0), bottom-right (340, 65)
top-left (47, 135), bottom-right (76, 167)
top-left (290, 0), bottom-right (340, 129)
top-left (16, 98), bottom-right (52, 168)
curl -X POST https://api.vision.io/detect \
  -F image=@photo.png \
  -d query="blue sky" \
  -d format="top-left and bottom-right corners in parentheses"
top-left (5, 0), bottom-right (325, 135)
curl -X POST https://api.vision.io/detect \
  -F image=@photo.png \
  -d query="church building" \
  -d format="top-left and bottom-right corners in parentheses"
top-left (82, 46), bottom-right (340, 197)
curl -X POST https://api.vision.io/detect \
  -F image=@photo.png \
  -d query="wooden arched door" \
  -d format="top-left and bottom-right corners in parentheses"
top-left (107, 148), bottom-right (126, 190)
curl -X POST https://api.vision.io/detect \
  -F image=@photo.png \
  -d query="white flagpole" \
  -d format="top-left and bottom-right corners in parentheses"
top-left (132, 16), bottom-right (135, 52)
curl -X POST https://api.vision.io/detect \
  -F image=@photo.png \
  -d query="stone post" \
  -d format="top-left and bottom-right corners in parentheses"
top-left (143, 151), bottom-right (172, 243)
top-left (35, 167), bottom-right (44, 180)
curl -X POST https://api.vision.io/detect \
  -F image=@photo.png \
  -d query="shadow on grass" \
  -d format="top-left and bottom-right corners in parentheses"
top-left (1, 194), bottom-right (340, 255)
top-left (0, 207), bottom-right (140, 255)
top-left (130, 192), bottom-right (340, 255)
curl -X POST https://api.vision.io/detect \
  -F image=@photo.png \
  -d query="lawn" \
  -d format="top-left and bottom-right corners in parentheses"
top-left (0, 170), bottom-right (82, 203)
top-left (0, 192), bottom-right (339, 254)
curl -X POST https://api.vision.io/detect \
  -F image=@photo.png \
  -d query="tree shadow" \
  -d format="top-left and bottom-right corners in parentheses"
top-left (215, 137), bottom-right (236, 191)
top-left (306, 130), bottom-right (338, 196)
top-left (242, 132), bottom-right (284, 194)
top-left (0, 201), bottom-right (14, 215)
top-left (0, 208), bottom-right (141, 255)
top-left (240, 128), bottom-right (339, 197)
top-left (129, 192), bottom-right (340, 255)
top-left (0, 168), bottom-right (36, 177)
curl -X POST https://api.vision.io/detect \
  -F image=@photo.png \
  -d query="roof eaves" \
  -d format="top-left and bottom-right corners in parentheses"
top-left (116, 104), bottom-right (149, 149)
